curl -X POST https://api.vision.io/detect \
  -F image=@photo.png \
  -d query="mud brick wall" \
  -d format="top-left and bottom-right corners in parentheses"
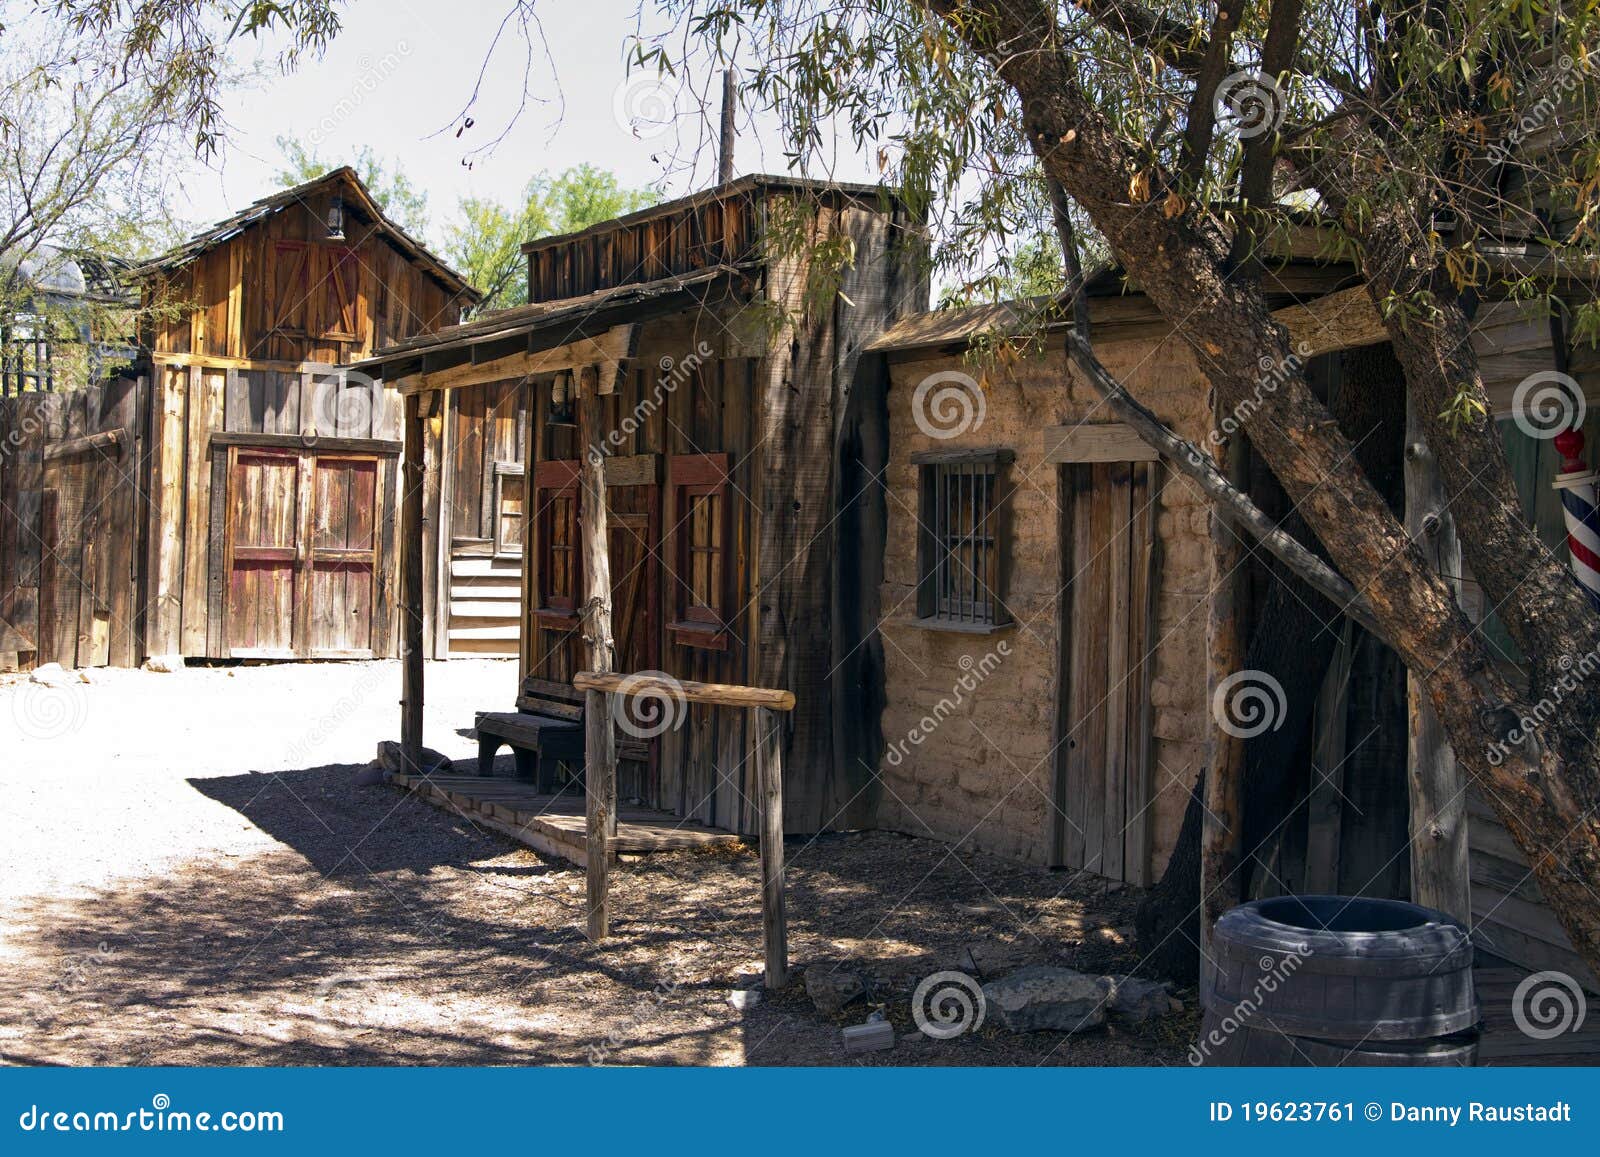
top-left (875, 334), bottom-right (1213, 874)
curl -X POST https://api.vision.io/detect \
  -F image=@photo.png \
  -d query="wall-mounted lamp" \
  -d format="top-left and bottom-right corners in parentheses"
top-left (327, 194), bottom-right (346, 241)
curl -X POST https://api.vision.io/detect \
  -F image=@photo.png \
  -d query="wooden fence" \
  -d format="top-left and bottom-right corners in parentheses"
top-left (0, 375), bottom-right (148, 671)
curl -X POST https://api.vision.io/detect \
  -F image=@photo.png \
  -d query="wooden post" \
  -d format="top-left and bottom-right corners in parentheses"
top-left (757, 706), bottom-right (789, 988)
top-left (578, 368), bottom-right (618, 940)
top-left (400, 391), bottom-right (425, 772)
top-left (1200, 433), bottom-right (1248, 964)
top-left (718, 68), bottom-right (737, 184)
top-left (1404, 397), bottom-right (1469, 920)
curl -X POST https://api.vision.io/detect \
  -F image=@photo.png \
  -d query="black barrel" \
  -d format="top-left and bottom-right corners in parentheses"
top-left (1196, 895), bottom-right (1479, 1066)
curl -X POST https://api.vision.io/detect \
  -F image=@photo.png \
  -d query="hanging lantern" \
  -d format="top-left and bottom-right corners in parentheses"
top-left (548, 370), bottom-right (576, 425)
top-left (1552, 426), bottom-right (1600, 611)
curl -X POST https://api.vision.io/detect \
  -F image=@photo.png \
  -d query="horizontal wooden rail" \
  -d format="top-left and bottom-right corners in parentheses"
top-left (43, 428), bottom-right (125, 461)
top-left (573, 670), bottom-right (796, 712)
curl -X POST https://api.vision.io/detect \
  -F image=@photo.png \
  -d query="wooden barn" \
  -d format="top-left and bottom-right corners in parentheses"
top-left (363, 174), bottom-right (926, 838)
top-left (859, 244), bottom-right (1600, 991)
top-left (0, 168), bottom-right (479, 672)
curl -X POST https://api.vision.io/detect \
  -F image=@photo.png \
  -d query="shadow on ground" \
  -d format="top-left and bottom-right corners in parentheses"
top-left (3, 763), bottom-right (1192, 1066)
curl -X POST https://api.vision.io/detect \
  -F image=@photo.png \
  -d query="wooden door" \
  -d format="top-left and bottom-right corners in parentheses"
top-left (225, 446), bottom-right (385, 658)
top-left (607, 478), bottom-right (659, 678)
top-left (1052, 460), bottom-right (1159, 884)
top-left (305, 455), bottom-right (381, 657)
top-left (226, 448), bottom-right (301, 657)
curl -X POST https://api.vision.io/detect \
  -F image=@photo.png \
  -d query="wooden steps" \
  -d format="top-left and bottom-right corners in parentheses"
top-left (386, 771), bottom-right (741, 866)
top-left (446, 553), bottom-right (521, 657)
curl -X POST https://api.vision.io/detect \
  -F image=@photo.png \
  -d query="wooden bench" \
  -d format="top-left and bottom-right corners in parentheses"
top-left (474, 710), bottom-right (584, 791)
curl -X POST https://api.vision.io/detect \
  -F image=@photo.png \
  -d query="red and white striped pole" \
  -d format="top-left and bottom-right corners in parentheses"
top-left (1552, 427), bottom-right (1600, 610)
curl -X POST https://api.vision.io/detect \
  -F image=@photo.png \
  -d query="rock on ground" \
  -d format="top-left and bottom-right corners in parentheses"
top-left (1104, 975), bottom-right (1175, 1023)
top-left (805, 963), bottom-right (867, 1018)
top-left (982, 966), bottom-right (1111, 1033)
top-left (375, 739), bottom-right (453, 776)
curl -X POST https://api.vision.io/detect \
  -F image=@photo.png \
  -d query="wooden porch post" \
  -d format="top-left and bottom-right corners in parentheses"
top-left (1404, 396), bottom-right (1469, 920)
top-left (401, 391), bottom-right (426, 771)
top-left (578, 368), bottom-right (619, 940)
top-left (757, 705), bottom-right (789, 988)
top-left (1200, 433), bottom-right (1248, 962)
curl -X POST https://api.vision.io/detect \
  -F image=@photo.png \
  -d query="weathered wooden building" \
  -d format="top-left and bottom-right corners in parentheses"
top-left (135, 167), bottom-right (477, 661)
top-left (0, 168), bottom-right (477, 671)
top-left (862, 250), bottom-right (1600, 990)
top-left (362, 174), bottom-right (926, 835)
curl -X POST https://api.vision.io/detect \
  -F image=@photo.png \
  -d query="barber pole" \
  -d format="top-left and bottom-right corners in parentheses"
top-left (1552, 427), bottom-right (1600, 611)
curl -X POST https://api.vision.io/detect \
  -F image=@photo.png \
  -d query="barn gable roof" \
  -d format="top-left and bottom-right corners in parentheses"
top-left (132, 167), bottom-right (479, 302)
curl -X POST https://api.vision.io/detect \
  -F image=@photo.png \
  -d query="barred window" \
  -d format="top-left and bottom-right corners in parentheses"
top-left (914, 449), bottom-right (1013, 628)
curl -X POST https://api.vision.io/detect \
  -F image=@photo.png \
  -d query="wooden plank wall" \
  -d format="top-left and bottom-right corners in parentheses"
top-left (148, 184), bottom-right (469, 367)
top-left (0, 375), bottom-right (146, 671)
top-left (520, 306), bottom-right (764, 831)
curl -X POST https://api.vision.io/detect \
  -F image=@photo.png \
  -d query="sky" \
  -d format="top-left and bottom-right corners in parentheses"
top-left (189, 0), bottom-right (880, 243)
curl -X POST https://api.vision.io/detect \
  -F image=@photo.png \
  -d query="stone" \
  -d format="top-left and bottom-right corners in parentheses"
top-left (1103, 975), bottom-right (1176, 1023)
top-left (141, 654), bottom-right (184, 673)
top-left (726, 989), bottom-right (760, 1011)
top-left (353, 763), bottom-right (387, 786)
top-left (841, 1019), bottom-right (895, 1054)
top-left (981, 966), bottom-right (1110, 1033)
top-left (804, 963), bottom-right (868, 1018)
top-left (29, 663), bottom-right (77, 688)
top-left (375, 740), bottom-right (453, 776)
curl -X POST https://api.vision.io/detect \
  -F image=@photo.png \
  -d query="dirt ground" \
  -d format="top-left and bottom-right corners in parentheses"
top-left (0, 659), bottom-right (1195, 1066)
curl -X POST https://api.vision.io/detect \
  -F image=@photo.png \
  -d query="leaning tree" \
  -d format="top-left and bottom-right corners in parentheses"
top-left (644, 0), bottom-right (1600, 978)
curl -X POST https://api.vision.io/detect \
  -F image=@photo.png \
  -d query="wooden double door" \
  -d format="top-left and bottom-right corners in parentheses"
top-left (1052, 460), bottom-right (1160, 884)
top-left (223, 442), bottom-right (394, 658)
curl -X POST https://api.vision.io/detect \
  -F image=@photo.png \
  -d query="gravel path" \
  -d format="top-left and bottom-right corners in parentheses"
top-left (0, 660), bottom-right (1194, 1066)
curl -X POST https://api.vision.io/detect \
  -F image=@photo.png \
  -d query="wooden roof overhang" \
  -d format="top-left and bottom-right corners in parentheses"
top-left (356, 264), bottom-right (758, 396)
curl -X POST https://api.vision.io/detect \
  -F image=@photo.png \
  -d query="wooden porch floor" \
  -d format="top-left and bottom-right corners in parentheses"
top-left (385, 771), bottom-right (741, 867)
top-left (1475, 965), bottom-right (1600, 1065)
